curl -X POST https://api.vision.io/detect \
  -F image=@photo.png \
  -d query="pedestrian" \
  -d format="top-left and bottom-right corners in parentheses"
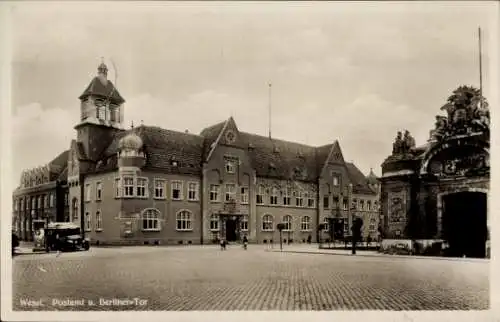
top-left (220, 238), bottom-right (226, 251)
top-left (307, 235), bottom-right (312, 244)
top-left (242, 235), bottom-right (248, 250)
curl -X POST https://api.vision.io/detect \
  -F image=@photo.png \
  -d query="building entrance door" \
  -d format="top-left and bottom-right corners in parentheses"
top-left (225, 219), bottom-right (237, 242)
top-left (442, 191), bottom-right (487, 258)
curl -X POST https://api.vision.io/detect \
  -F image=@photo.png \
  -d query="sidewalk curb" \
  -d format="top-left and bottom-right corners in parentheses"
top-left (266, 249), bottom-right (489, 263)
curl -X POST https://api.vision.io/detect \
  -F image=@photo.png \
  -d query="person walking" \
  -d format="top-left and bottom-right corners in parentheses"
top-left (242, 235), bottom-right (248, 250)
top-left (220, 238), bottom-right (226, 251)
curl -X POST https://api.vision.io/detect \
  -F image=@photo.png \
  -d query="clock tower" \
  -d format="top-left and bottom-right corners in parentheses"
top-left (74, 60), bottom-right (126, 161)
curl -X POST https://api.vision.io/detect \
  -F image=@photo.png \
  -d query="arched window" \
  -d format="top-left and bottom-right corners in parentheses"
top-left (262, 214), bottom-right (274, 231)
top-left (301, 216), bottom-right (311, 231)
top-left (176, 210), bottom-right (192, 231)
top-left (240, 215), bottom-right (248, 231)
top-left (95, 211), bottom-right (103, 231)
top-left (210, 214), bottom-right (219, 231)
top-left (142, 208), bottom-right (161, 231)
top-left (283, 215), bottom-right (293, 231)
top-left (71, 198), bottom-right (79, 222)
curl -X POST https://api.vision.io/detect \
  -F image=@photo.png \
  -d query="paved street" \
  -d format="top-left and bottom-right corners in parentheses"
top-left (12, 245), bottom-right (489, 311)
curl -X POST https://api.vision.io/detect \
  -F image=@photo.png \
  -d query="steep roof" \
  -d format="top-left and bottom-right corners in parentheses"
top-left (345, 162), bottom-right (376, 195)
top-left (79, 77), bottom-right (125, 104)
top-left (366, 168), bottom-right (379, 185)
top-left (96, 125), bottom-right (205, 175)
top-left (48, 150), bottom-right (69, 181)
top-left (240, 132), bottom-right (318, 181)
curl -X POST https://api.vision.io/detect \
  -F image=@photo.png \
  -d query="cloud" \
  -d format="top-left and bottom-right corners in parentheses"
top-left (12, 102), bottom-right (76, 183)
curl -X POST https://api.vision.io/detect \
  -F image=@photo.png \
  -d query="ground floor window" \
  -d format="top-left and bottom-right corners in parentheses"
top-left (283, 215), bottom-right (293, 231)
top-left (142, 208), bottom-right (161, 231)
top-left (85, 212), bottom-right (91, 231)
top-left (177, 210), bottom-right (192, 231)
top-left (262, 214), bottom-right (273, 231)
top-left (210, 214), bottom-right (219, 231)
top-left (301, 216), bottom-right (311, 231)
top-left (240, 215), bottom-right (248, 231)
top-left (95, 211), bottom-right (103, 231)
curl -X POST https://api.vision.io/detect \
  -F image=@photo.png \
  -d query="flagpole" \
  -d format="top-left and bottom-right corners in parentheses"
top-left (478, 27), bottom-right (483, 108)
top-left (268, 83), bottom-right (272, 139)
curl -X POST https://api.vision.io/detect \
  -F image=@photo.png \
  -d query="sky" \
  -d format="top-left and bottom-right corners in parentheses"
top-left (7, 1), bottom-right (498, 185)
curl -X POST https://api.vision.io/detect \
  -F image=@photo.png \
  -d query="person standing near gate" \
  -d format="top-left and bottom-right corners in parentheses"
top-left (242, 235), bottom-right (248, 250)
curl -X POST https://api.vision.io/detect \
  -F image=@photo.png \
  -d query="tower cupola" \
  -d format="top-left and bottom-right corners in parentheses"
top-left (117, 131), bottom-right (146, 169)
top-left (97, 59), bottom-right (108, 79)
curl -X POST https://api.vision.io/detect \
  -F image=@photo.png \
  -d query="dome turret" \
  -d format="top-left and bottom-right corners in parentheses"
top-left (119, 132), bottom-right (143, 151)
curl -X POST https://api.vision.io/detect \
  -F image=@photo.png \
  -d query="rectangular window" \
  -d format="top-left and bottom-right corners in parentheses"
top-left (85, 212), bottom-right (91, 232)
top-left (188, 182), bottom-right (198, 201)
top-left (44, 195), bottom-right (49, 208)
top-left (367, 200), bottom-right (371, 211)
top-left (296, 191), bottom-right (303, 207)
top-left (308, 196), bottom-right (315, 208)
top-left (85, 184), bottom-right (91, 202)
top-left (38, 196), bottom-right (42, 208)
top-left (241, 215), bottom-right (249, 231)
top-left (49, 194), bottom-right (54, 207)
top-left (332, 196), bottom-right (339, 209)
top-left (96, 182), bottom-right (102, 201)
top-left (225, 184), bottom-right (236, 202)
top-left (270, 188), bottom-right (278, 205)
top-left (136, 177), bottom-right (147, 197)
top-left (65, 192), bottom-right (69, 206)
top-left (333, 175), bottom-right (340, 186)
top-left (283, 189), bottom-right (291, 206)
top-left (360, 200), bottom-right (365, 211)
top-left (343, 199), bottom-right (348, 210)
top-left (95, 211), bottom-right (102, 231)
top-left (154, 179), bottom-right (165, 199)
top-left (210, 215), bottom-right (219, 231)
top-left (256, 186), bottom-right (264, 205)
top-left (171, 181), bottom-right (183, 200)
top-left (115, 178), bottom-right (122, 198)
top-left (210, 184), bottom-right (220, 202)
top-left (323, 195), bottom-right (329, 209)
top-left (123, 177), bottom-right (134, 197)
top-left (240, 187), bottom-right (249, 204)
top-left (225, 159), bottom-right (236, 174)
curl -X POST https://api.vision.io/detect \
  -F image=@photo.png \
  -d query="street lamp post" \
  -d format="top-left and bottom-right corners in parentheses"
top-left (277, 223), bottom-right (285, 251)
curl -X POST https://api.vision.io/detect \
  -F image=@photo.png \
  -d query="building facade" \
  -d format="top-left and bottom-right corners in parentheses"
top-left (380, 86), bottom-right (489, 258)
top-left (13, 62), bottom-right (380, 245)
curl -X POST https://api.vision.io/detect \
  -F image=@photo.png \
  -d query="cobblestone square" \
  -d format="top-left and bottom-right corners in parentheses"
top-left (12, 245), bottom-right (489, 310)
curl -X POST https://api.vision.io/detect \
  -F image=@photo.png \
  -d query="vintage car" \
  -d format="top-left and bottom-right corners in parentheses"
top-left (45, 222), bottom-right (90, 252)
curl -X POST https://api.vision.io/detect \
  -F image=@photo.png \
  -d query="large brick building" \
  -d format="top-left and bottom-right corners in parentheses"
top-left (13, 62), bottom-right (380, 245)
top-left (380, 86), bottom-right (489, 258)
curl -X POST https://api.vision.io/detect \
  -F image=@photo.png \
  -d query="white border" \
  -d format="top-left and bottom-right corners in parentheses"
top-left (1, 1), bottom-right (499, 322)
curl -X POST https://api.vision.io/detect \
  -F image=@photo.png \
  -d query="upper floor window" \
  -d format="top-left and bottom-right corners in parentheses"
top-left (360, 200), bottom-right (365, 211)
top-left (301, 216), bottom-right (311, 231)
top-left (44, 195), bottom-right (49, 208)
top-left (240, 187), bottom-right (249, 204)
top-left (65, 192), bottom-right (69, 206)
top-left (256, 185), bottom-right (265, 205)
top-left (262, 214), bottom-right (274, 231)
top-left (210, 184), bottom-right (220, 202)
top-left (49, 194), bottom-right (54, 207)
top-left (136, 177), bottom-right (148, 198)
top-left (270, 187), bottom-right (279, 205)
top-left (225, 184), bottom-right (236, 202)
top-left (307, 193), bottom-right (315, 208)
top-left (85, 184), bottom-right (92, 202)
top-left (333, 175), bottom-right (340, 186)
top-left (154, 179), bottom-right (166, 199)
top-left (95, 211), bottom-right (103, 231)
top-left (38, 196), bottom-right (42, 209)
top-left (225, 159), bottom-right (236, 174)
top-left (283, 215), bottom-right (293, 231)
top-left (296, 191), bottom-right (304, 207)
top-left (283, 188), bottom-right (291, 206)
top-left (171, 181), bottom-right (183, 200)
top-left (367, 200), bottom-right (371, 211)
top-left (142, 209), bottom-right (161, 231)
top-left (115, 178), bottom-right (122, 198)
top-left (342, 198), bottom-right (348, 210)
top-left (188, 182), bottom-right (199, 201)
top-left (210, 214), bottom-right (219, 231)
top-left (85, 212), bottom-right (91, 232)
top-left (176, 210), bottom-right (192, 231)
top-left (96, 182), bottom-right (102, 201)
top-left (123, 177), bottom-right (134, 197)
top-left (332, 196), bottom-right (339, 209)
top-left (241, 215), bottom-right (248, 231)
top-left (323, 195), bottom-right (329, 209)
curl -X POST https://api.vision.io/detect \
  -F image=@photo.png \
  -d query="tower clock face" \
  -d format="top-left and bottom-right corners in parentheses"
top-left (225, 130), bottom-right (236, 144)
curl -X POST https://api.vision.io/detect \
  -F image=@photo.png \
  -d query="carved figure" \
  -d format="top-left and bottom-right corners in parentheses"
top-left (392, 131), bottom-right (403, 154)
top-left (403, 130), bottom-right (415, 151)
